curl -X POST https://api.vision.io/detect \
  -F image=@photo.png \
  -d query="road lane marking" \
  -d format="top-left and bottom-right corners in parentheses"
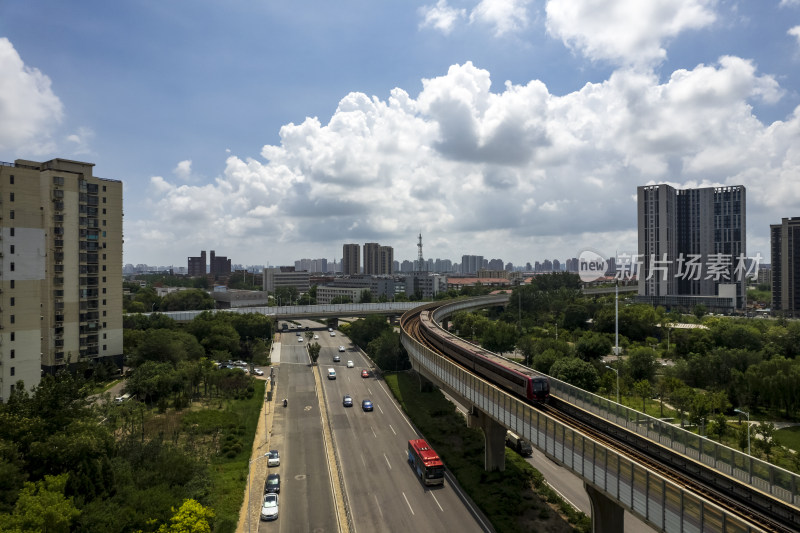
top-left (377, 404), bottom-right (384, 414)
top-left (373, 494), bottom-right (383, 518)
top-left (389, 424), bottom-right (396, 435)
top-left (371, 426), bottom-right (377, 438)
top-left (384, 453), bottom-right (392, 470)
top-left (402, 492), bottom-right (415, 516)
top-left (368, 387), bottom-right (373, 395)
top-left (430, 491), bottom-right (444, 512)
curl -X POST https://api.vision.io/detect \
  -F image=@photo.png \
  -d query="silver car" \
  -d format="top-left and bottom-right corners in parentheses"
top-left (261, 493), bottom-right (278, 521)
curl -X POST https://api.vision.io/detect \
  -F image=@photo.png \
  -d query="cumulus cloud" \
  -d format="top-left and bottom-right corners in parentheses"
top-left (469, 0), bottom-right (531, 36)
top-left (0, 38), bottom-right (63, 154)
top-left (419, 0), bottom-right (467, 34)
top-left (133, 58), bottom-right (798, 263)
top-left (780, 0), bottom-right (800, 6)
top-left (789, 25), bottom-right (800, 47)
top-left (65, 126), bottom-right (94, 155)
top-left (174, 160), bottom-right (193, 181)
top-left (545, 0), bottom-right (717, 67)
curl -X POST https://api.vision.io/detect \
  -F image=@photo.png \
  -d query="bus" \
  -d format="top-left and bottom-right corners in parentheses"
top-left (407, 439), bottom-right (445, 486)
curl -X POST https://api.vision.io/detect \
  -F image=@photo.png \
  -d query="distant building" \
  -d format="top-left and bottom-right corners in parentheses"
top-left (262, 267), bottom-right (310, 295)
top-left (637, 184), bottom-right (746, 312)
top-left (405, 272), bottom-right (447, 299)
top-left (771, 217), bottom-right (800, 317)
top-left (460, 255), bottom-right (483, 275)
top-left (209, 250), bottom-right (231, 278)
top-left (188, 251), bottom-right (207, 277)
top-left (0, 158), bottom-right (123, 401)
top-left (342, 244), bottom-right (360, 276)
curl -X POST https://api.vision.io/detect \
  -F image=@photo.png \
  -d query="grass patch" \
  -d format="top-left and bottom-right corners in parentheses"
top-left (384, 372), bottom-right (589, 533)
top-left (776, 426), bottom-right (800, 452)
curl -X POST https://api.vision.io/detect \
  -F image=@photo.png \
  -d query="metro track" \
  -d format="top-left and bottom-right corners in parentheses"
top-left (401, 303), bottom-right (798, 533)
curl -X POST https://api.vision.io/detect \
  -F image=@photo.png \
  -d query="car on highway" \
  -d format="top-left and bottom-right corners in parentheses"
top-left (298, 337), bottom-right (303, 342)
top-left (330, 332), bottom-right (336, 337)
top-left (333, 355), bottom-right (341, 363)
top-left (361, 399), bottom-right (373, 412)
top-left (342, 395), bottom-right (353, 407)
top-left (264, 473), bottom-right (280, 494)
top-left (314, 334), bottom-right (319, 339)
top-left (328, 327), bottom-right (333, 332)
top-left (267, 450), bottom-right (280, 467)
top-left (253, 368), bottom-right (264, 376)
top-left (260, 493), bottom-right (279, 521)
top-left (347, 360), bottom-right (354, 368)
top-left (338, 346), bottom-right (345, 352)
top-left (361, 369), bottom-right (370, 378)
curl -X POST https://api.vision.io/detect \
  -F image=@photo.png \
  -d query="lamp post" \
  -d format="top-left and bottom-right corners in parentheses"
top-left (735, 408), bottom-right (750, 455)
top-left (605, 365), bottom-right (619, 404)
top-left (247, 452), bottom-right (269, 533)
top-left (151, 302), bottom-right (156, 314)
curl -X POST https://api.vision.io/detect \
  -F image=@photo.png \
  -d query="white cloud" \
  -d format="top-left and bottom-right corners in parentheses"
top-left (133, 58), bottom-right (799, 264)
top-left (789, 25), bottom-right (800, 47)
top-left (65, 126), bottom-right (95, 155)
top-left (0, 38), bottom-right (63, 155)
top-left (469, 0), bottom-right (531, 36)
top-left (419, 0), bottom-right (467, 34)
top-left (174, 160), bottom-right (193, 181)
top-left (545, 0), bottom-right (717, 66)
top-left (780, 0), bottom-right (800, 6)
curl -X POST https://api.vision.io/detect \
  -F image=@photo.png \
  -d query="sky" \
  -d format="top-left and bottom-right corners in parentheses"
top-left (1, 0), bottom-right (800, 269)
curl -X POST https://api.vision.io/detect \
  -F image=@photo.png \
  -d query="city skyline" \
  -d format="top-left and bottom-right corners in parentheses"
top-left (2, 1), bottom-right (800, 265)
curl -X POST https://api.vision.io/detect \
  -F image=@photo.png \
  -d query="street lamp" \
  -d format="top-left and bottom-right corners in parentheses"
top-left (734, 408), bottom-right (750, 455)
top-left (247, 452), bottom-right (270, 533)
top-left (151, 302), bottom-right (156, 314)
top-left (605, 365), bottom-right (619, 404)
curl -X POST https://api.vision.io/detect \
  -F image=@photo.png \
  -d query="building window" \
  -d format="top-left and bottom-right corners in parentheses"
top-left (10, 315), bottom-right (14, 324)
top-left (10, 332), bottom-right (14, 341)
top-left (10, 297), bottom-right (14, 306)
top-left (9, 175), bottom-right (14, 184)
top-left (102, 265), bottom-right (106, 271)
top-left (102, 299), bottom-right (106, 305)
top-left (10, 262), bottom-right (14, 272)
top-left (10, 350), bottom-right (14, 359)
top-left (102, 254), bottom-right (106, 260)
top-left (9, 245), bottom-right (14, 254)
top-left (103, 322), bottom-right (106, 328)
top-left (10, 280), bottom-right (14, 289)
top-left (9, 192), bottom-right (14, 202)
top-left (102, 197), bottom-right (106, 203)
top-left (103, 333), bottom-right (107, 339)
top-left (103, 345), bottom-right (107, 350)
top-left (10, 367), bottom-right (14, 377)
top-left (103, 310), bottom-right (107, 316)
top-left (102, 288), bottom-right (106, 294)
top-left (9, 211), bottom-right (14, 220)
top-left (103, 220), bottom-right (106, 226)
top-left (102, 276), bottom-right (106, 282)
top-left (102, 185), bottom-right (106, 192)
top-left (53, 176), bottom-right (64, 185)
top-left (102, 208), bottom-right (106, 214)
top-left (9, 228), bottom-right (13, 237)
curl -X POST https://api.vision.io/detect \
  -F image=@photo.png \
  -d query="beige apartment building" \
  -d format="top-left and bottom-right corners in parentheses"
top-left (0, 158), bottom-right (123, 402)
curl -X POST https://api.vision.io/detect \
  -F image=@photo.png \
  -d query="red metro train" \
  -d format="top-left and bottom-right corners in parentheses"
top-left (418, 308), bottom-right (550, 403)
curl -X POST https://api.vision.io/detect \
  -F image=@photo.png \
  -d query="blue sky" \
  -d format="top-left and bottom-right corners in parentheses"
top-left (2, 0), bottom-right (799, 268)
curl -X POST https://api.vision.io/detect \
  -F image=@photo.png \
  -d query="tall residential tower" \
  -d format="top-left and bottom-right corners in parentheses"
top-left (770, 217), bottom-right (800, 317)
top-left (0, 159), bottom-right (123, 402)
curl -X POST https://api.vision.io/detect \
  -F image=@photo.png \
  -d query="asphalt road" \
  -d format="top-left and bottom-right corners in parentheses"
top-left (267, 320), bottom-right (490, 533)
top-left (258, 333), bottom-right (338, 532)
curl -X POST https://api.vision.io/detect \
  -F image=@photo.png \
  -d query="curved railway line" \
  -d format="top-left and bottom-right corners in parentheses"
top-left (400, 303), bottom-right (800, 533)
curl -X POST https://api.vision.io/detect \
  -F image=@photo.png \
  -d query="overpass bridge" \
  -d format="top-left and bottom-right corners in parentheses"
top-left (400, 296), bottom-right (799, 533)
top-left (148, 301), bottom-right (425, 324)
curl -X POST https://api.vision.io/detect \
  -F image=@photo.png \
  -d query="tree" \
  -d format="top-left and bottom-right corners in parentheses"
top-left (549, 358), bottom-right (599, 392)
top-left (532, 349), bottom-right (560, 374)
top-left (575, 332), bottom-right (612, 361)
top-left (692, 304), bottom-right (707, 320)
top-left (754, 422), bottom-right (778, 461)
top-left (670, 386), bottom-right (695, 427)
top-left (626, 347), bottom-right (658, 382)
top-left (359, 290), bottom-right (373, 303)
top-left (308, 343), bottom-right (321, 366)
top-left (0, 474), bottom-right (80, 533)
top-left (633, 380), bottom-right (653, 412)
top-left (156, 499), bottom-right (214, 533)
top-left (480, 321), bottom-right (517, 355)
top-left (708, 412), bottom-right (728, 442)
top-left (735, 421), bottom-right (750, 453)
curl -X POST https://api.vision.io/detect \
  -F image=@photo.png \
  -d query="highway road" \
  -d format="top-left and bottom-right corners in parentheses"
top-left (266, 319), bottom-right (490, 533)
top-left (258, 328), bottom-right (338, 532)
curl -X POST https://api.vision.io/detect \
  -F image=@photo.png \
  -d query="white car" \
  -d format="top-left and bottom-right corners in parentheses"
top-left (338, 346), bottom-right (345, 352)
top-left (298, 337), bottom-right (303, 342)
top-left (328, 327), bottom-right (333, 332)
top-left (261, 493), bottom-right (279, 521)
top-left (253, 368), bottom-right (264, 376)
top-left (267, 450), bottom-right (280, 467)
top-left (347, 360), bottom-right (354, 368)
top-left (314, 334), bottom-right (319, 339)
top-left (330, 332), bottom-right (336, 337)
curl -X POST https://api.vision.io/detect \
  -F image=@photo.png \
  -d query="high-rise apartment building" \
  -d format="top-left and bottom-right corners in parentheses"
top-left (378, 245), bottom-right (393, 275)
top-left (342, 244), bottom-right (360, 276)
top-left (0, 158), bottom-right (123, 402)
top-left (770, 217), bottom-right (800, 317)
top-left (188, 251), bottom-right (206, 276)
top-left (460, 255), bottom-right (483, 274)
top-left (363, 243), bottom-right (380, 275)
top-left (637, 184), bottom-right (746, 311)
